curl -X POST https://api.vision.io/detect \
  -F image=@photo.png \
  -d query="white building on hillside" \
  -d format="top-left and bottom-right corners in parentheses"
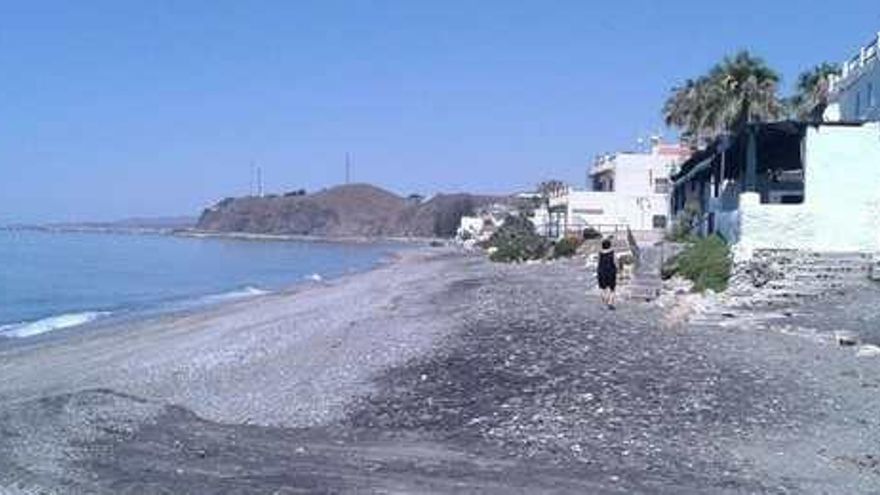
top-left (827, 31), bottom-right (880, 122)
top-left (546, 139), bottom-right (690, 238)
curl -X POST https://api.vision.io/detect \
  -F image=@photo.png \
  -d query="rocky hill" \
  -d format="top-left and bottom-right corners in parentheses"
top-left (195, 184), bottom-right (509, 238)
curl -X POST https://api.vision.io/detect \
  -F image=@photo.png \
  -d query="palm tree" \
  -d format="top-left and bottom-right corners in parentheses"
top-left (663, 51), bottom-right (782, 145)
top-left (788, 62), bottom-right (840, 121)
top-left (663, 76), bottom-right (726, 148)
top-left (708, 51), bottom-right (782, 130)
top-left (663, 78), bottom-right (708, 147)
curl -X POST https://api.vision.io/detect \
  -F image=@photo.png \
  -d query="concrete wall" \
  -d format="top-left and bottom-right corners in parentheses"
top-left (733, 123), bottom-right (880, 259)
top-left (564, 191), bottom-right (669, 232)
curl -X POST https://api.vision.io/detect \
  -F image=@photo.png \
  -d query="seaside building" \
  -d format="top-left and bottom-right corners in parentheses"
top-left (545, 138), bottom-right (690, 238)
top-left (826, 31), bottom-right (880, 122)
top-left (670, 120), bottom-right (880, 260)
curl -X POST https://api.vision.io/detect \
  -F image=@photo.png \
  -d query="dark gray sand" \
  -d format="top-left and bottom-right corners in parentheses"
top-left (1, 249), bottom-right (879, 493)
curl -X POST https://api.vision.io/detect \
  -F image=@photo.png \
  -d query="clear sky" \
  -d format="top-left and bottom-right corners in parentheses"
top-left (2, 1), bottom-right (879, 223)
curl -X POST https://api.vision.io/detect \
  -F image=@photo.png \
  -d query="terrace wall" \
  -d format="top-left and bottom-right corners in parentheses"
top-left (733, 123), bottom-right (880, 259)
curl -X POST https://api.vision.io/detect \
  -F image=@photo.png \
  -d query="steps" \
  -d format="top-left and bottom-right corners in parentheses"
top-left (726, 249), bottom-right (873, 308)
top-left (625, 243), bottom-right (664, 302)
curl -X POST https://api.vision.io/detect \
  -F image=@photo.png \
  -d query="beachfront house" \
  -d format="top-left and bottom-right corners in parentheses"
top-left (546, 138), bottom-right (690, 238)
top-left (826, 31), bottom-right (880, 122)
top-left (670, 120), bottom-right (880, 261)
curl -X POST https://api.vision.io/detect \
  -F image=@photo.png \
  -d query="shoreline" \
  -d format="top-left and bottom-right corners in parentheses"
top-left (13, 245), bottom-right (403, 341)
top-left (0, 231), bottom-right (416, 343)
top-left (0, 247), bottom-right (464, 422)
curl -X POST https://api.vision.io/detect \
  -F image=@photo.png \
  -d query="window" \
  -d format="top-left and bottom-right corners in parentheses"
top-left (652, 215), bottom-right (667, 229)
top-left (870, 82), bottom-right (876, 108)
top-left (856, 90), bottom-right (862, 117)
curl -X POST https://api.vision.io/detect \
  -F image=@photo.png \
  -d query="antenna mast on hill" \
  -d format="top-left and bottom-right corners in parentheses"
top-left (250, 162), bottom-right (264, 197)
top-left (345, 152), bottom-right (351, 185)
top-left (250, 162), bottom-right (255, 196)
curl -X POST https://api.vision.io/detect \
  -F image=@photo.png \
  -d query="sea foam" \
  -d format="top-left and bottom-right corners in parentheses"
top-left (196, 286), bottom-right (271, 304)
top-left (0, 311), bottom-right (111, 338)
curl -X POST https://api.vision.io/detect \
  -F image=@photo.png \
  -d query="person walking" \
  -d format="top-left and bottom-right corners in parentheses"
top-left (597, 238), bottom-right (618, 309)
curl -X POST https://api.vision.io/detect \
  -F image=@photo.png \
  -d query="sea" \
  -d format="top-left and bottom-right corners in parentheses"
top-left (0, 230), bottom-right (399, 339)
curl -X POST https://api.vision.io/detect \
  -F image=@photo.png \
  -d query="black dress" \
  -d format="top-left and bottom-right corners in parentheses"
top-left (597, 249), bottom-right (617, 290)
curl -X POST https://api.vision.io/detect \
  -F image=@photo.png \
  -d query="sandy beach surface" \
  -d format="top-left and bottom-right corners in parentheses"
top-left (2, 248), bottom-right (880, 493)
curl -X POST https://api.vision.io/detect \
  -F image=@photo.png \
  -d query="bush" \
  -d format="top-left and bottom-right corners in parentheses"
top-left (553, 237), bottom-right (581, 258)
top-left (663, 235), bottom-right (731, 292)
top-left (487, 215), bottom-right (548, 262)
top-left (668, 201), bottom-right (701, 241)
top-left (582, 227), bottom-right (602, 240)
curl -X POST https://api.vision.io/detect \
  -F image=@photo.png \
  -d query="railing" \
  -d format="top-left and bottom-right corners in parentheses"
top-left (830, 32), bottom-right (880, 92)
top-left (554, 222), bottom-right (631, 239)
top-left (626, 226), bottom-right (641, 269)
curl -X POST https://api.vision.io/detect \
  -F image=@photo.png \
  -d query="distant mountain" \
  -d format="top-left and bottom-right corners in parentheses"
top-left (195, 184), bottom-right (509, 238)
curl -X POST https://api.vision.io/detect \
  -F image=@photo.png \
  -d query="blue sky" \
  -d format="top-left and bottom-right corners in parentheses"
top-left (2, 1), bottom-right (879, 222)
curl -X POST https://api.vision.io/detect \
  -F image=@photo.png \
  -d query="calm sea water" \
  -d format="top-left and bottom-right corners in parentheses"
top-left (0, 230), bottom-right (399, 338)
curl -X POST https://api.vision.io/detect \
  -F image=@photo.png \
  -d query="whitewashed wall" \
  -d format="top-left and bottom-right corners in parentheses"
top-left (565, 191), bottom-right (668, 231)
top-left (734, 123), bottom-right (880, 259)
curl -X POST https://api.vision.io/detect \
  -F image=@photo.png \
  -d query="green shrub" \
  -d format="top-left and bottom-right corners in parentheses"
top-left (664, 235), bottom-right (731, 292)
top-left (487, 215), bottom-right (548, 263)
top-left (553, 237), bottom-right (581, 258)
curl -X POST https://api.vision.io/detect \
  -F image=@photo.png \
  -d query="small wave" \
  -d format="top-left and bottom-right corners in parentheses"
top-left (198, 286), bottom-right (271, 303)
top-left (305, 273), bottom-right (323, 282)
top-left (0, 311), bottom-right (111, 338)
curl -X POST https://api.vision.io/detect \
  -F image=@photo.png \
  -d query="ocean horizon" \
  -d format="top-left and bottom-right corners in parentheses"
top-left (0, 230), bottom-right (399, 338)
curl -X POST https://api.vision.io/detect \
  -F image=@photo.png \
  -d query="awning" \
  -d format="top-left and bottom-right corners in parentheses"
top-left (673, 155), bottom-right (713, 186)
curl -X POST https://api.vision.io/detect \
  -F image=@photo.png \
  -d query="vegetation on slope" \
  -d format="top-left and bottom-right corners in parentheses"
top-left (662, 235), bottom-right (732, 293)
top-left (197, 184), bottom-right (504, 238)
top-left (487, 215), bottom-right (548, 263)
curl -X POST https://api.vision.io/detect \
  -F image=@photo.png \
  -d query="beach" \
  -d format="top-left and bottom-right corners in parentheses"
top-left (2, 248), bottom-right (880, 493)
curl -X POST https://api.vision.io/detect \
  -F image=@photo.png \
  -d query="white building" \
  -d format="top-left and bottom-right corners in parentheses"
top-left (827, 31), bottom-right (880, 122)
top-left (546, 139), bottom-right (690, 238)
top-left (671, 121), bottom-right (880, 260)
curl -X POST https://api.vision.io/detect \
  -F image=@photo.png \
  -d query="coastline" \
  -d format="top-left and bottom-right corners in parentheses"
top-left (0, 230), bottom-right (412, 342)
top-left (0, 247), bottom-right (465, 425)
